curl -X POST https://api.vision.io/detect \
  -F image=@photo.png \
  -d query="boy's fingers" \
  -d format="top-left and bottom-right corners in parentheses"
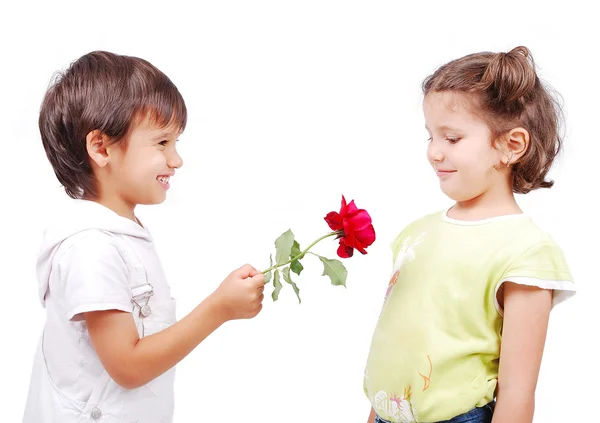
top-left (236, 264), bottom-right (258, 278)
top-left (250, 273), bottom-right (265, 287)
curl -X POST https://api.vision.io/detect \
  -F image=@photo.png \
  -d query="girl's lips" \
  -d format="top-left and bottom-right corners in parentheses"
top-left (436, 170), bottom-right (456, 178)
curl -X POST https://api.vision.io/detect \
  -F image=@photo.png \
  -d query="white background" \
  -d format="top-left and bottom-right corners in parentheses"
top-left (1, 1), bottom-right (598, 421)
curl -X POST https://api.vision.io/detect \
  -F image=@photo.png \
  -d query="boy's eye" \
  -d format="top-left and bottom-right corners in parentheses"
top-left (159, 140), bottom-right (168, 146)
top-left (446, 137), bottom-right (461, 144)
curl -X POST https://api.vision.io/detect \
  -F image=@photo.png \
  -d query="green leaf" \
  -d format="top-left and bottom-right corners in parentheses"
top-left (272, 269), bottom-right (282, 301)
top-left (282, 267), bottom-right (301, 304)
top-left (290, 259), bottom-right (304, 276)
top-left (289, 240), bottom-right (304, 275)
top-left (318, 256), bottom-right (348, 287)
top-left (290, 240), bottom-right (302, 259)
top-left (264, 254), bottom-right (273, 285)
top-left (275, 229), bottom-right (295, 265)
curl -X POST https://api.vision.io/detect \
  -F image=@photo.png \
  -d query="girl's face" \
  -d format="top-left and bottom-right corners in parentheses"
top-left (423, 91), bottom-right (508, 203)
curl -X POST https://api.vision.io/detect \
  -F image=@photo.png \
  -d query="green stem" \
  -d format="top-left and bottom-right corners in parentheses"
top-left (261, 231), bottom-right (339, 274)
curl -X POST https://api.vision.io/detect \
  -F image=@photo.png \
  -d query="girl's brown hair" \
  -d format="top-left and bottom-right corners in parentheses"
top-left (422, 46), bottom-right (563, 194)
top-left (40, 51), bottom-right (187, 199)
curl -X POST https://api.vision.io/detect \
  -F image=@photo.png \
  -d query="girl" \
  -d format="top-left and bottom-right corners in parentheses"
top-left (363, 46), bottom-right (575, 423)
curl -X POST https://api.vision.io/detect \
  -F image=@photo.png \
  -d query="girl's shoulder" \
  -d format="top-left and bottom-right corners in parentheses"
top-left (392, 209), bottom-right (446, 238)
top-left (388, 209), bottom-right (445, 252)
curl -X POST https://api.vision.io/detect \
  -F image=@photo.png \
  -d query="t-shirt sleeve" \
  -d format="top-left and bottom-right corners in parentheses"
top-left (55, 231), bottom-right (133, 321)
top-left (390, 231), bottom-right (404, 264)
top-left (495, 241), bottom-right (575, 316)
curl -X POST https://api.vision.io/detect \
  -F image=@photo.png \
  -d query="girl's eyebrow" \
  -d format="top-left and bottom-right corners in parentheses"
top-left (425, 124), bottom-right (461, 132)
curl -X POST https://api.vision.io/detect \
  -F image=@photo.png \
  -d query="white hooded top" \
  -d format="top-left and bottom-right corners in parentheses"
top-left (25, 199), bottom-right (177, 421)
top-left (37, 199), bottom-right (154, 312)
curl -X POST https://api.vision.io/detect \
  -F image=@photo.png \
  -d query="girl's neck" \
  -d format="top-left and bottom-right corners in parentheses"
top-left (449, 186), bottom-right (522, 222)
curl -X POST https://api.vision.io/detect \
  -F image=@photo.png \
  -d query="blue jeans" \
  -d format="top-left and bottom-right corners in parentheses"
top-left (374, 401), bottom-right (495, 423)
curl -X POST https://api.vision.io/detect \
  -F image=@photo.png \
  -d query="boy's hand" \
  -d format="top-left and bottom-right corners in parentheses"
top-left (211, 264), bottom-right (265, 321)
top-left (85, 268), bottom-right (264, 390)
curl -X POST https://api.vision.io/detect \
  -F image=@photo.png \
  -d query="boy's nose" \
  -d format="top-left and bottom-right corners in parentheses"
top-left (169, 151), bottom-right (184, 169)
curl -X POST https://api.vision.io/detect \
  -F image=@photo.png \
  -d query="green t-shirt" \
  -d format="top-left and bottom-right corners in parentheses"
top-left (363, 210), bottom-right (575, 423)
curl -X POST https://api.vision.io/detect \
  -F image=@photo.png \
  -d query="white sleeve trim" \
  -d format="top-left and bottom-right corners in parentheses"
top-left (494, 277), bottom-right (576, 316)
top-left (68, 302), bottom-right (133, 321)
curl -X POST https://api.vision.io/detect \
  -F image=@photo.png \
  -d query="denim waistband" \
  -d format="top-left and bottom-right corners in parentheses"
top-left (374, 400), bottom-right (495, 423)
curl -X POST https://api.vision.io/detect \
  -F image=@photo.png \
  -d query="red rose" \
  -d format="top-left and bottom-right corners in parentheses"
top-left (324, 196), bottom-right (376, 258)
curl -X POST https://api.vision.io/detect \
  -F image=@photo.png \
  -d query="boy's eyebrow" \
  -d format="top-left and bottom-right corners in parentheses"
top-left (153, 131), bottom-right (177, 140)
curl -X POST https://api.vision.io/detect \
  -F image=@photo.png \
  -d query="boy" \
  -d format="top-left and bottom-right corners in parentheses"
top-left (23, 51), bottom-right (264, 422)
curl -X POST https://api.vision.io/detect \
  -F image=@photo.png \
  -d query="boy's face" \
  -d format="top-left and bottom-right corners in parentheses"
top-left (107, 114), bottom-right (183, 209)
top-left (423, 91), bottom-right (508, 202)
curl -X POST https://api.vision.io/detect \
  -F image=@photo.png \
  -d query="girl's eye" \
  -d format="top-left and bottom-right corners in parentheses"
top-left (159, 140), bottom-right (168, 146)
top-left (446, 137), bottom-right (461, 144)
top-left (426, 137), bottom-right (432, 142)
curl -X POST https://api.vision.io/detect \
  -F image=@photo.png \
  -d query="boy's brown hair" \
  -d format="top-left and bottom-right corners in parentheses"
top-left (422, 46), bottom-right (564, 194)
top-left (40, 51), bottom-right (187, 199)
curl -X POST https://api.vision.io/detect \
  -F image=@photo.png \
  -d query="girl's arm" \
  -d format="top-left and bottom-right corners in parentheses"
top-left (84, 264), bottom-right (264, 389)
top-left (492, 282), bottom-right (553, 423)
top-left (367, 407), bottom-right (376, 423)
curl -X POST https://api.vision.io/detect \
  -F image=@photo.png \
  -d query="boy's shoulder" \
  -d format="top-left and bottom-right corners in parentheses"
top-left (41, 199), bottom-right (154, 261)
top-left (53, 229), bottom-right (125, 265)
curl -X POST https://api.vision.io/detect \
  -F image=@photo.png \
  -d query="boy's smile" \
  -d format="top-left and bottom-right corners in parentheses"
top-left (88, 112), bottom-right (184, 221)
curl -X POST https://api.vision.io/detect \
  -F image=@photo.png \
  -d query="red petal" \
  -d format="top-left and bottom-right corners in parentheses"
top-left (345, 209), bottom-right (372, 231)
top-left (339, 196), bottom-right (348, 216)
top-left (341, 230), bottom-right (356, 248)
top-left (324, 211), bottom-right (343, 231)
top-left (352, 236), bottom-right (369, 255)
top-left (345, 245), bottom-right (354, 257)
top-left (345, 199), bottom-right (358, 214)
top-left (355, 224), bottom-right (376, 247)
top-left (337, 241), bottom-right (353, 258)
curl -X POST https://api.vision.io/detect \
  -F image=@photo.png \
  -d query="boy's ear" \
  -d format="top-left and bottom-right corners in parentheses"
top-left (86, 130), bottom-right (110, 167)
top-left (503, 127), bottom-right (530, 165)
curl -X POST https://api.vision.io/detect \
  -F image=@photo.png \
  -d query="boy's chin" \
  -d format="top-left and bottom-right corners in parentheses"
top-left (136, 194), bottom-right (168, 206)
top-left (152, 195), bottom-right (168, 205)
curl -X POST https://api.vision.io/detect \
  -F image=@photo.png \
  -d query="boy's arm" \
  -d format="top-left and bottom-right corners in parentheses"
top-left (492, 282), bottom-right (552, 423)
top-left (84, 264), bottom-right (264, 389)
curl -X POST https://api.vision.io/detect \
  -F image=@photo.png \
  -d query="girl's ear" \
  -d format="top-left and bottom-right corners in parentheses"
top-left (503, 127), bottom-right (530, 166)
top-left (86, 130), bottom-right (111, 168)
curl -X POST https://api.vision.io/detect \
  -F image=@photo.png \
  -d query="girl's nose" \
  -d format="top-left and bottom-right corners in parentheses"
top-left (427, 139), bottom-right (444, 163)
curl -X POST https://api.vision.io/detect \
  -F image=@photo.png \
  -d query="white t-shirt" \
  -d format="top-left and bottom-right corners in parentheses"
top-left (26, 199), bottom-right (177, 420)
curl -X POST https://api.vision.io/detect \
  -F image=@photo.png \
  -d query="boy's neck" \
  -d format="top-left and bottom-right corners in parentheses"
top-left (86, 194), bottom-right (139, 225)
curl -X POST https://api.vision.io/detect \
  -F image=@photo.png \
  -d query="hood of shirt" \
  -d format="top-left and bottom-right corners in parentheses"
top-left (36, 199), bottom-right (152, 306)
